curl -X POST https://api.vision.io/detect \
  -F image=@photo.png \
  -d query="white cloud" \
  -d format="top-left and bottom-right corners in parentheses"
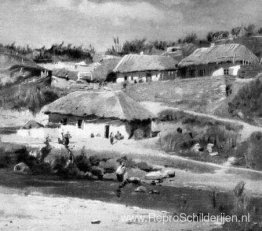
top-left (31, 0), bottom-right (166, 25)
top-left (77, 1), bottom-right (165, 24)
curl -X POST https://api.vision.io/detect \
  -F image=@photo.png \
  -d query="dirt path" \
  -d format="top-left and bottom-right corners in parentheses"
top-left (2, 132), bottom-right (262, 195)
top-left (141, 101), bottom-right (262, 141)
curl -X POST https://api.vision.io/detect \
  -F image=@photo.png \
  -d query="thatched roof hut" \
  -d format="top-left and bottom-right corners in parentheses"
top-left (22, 120), bottom-right (44, 129)
top-left (179, 43), bottom-right (259, 67)
top-left (113, 54), bottom-right (178, 73)
top-left (43, 90), bottom-right (155, 121)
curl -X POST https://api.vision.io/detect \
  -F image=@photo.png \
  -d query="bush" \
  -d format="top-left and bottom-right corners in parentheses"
top-left (244, 132), bottom-right (262, 170)
top-left (229, 78), bottom-right (262, 118)
top-left (161, 132), bottom-right (195, 152)
top-left (160, 123), bottom-right (239, 165)
top-left (0, 148), bottom-right (11, 168)
top-left (74, 154), bottom-right (91, 172)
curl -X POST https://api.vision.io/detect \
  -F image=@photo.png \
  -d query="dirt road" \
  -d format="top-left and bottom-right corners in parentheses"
top-left (0, 185), bottom-right (224, 231)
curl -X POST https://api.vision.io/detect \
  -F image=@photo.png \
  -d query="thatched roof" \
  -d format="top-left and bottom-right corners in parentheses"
top-left (52, 68), bottom-right (78, 81)
top-left (0, 50), bottom-right (41, 69)
top-left (43, 90), bottom-right (155, 121)
top-left (179, 43), bottom-right (259, 67)
top-left (113, 54), bottom-right (178, 73)
top-left (22, 120), bottom-right (44, 129)
top-left (92, 57), bottom-right (121, 81)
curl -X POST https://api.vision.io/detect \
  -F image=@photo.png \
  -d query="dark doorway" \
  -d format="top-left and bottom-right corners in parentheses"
top-left (106, 72), bottom-right (117, 82)
top-left (189, 69), bottom-right (196, 77)
top-left (77, 120), bottom-right (83, 129)
top-left (105, 125), bottom-right (110, 138)
top-left (62, 118), bottom-right (67, 125)
top-left (146, 72), bottom-right (152, 82)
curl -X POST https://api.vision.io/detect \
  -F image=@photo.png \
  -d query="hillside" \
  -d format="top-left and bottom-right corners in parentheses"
top-left (0, 50), bottom-right (47, 86)
top-left (126, 76), bottom-right (229, 114)
top-left (0, 51), bottom-right (58, 113)
top-left (228, 76), bottom-right (262, 125)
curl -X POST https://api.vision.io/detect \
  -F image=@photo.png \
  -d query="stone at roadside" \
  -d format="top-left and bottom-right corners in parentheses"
top-left (136, 161), bottom-right (153, 172)
top-left (91, 220), bottom-right (101, 224)
top-left (128, 177), bottom-right (141, 184)
top-left (13, 162), bottom-right (31, 174)
top-left (209, 152), bottom-right (218, 156)
top-left (84, 171), bottom-right (97, 180)
top-left (191, 143), bottom-right (202, 153)
top-left (135, 186), bottom-right (147, 193)
top-left (206, 143), bottom-right (214, 153)
top-left (237, 111), bottom-right (244, 119)
top-left (145, 171), bottom-right (166, 181)
top-left (127, 168), bottom-right (146, 179)
top-left (149, 189), bottom-right (160, 195)
top-left (161, 168), bottom-right (176, 178)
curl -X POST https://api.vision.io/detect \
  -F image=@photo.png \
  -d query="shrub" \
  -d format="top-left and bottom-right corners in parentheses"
top-left (229, 78), bottom-right (262, 118)
top-left (74, 154), bottom-right (91, 172)
top-left (244, 132), bottom-right (262, 170)
top-left (160, 132), bottom-right (195, 152)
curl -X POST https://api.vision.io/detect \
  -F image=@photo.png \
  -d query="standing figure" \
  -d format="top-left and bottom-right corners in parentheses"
top-left (110, 132), bottom-right (114, 145)
top-left (115, 161), bottom-right (129, 197)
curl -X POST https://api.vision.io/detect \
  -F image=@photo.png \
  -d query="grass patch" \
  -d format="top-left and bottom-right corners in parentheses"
top-left (228, 78), bottom-right (262, 120)
top-left (158, 110), bottom-right (241, 165)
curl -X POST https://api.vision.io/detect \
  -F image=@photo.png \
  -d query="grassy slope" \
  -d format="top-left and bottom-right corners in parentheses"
top-left (126, 76), bottom-right (227, 114)
top-left (0, 52), bottom-right (60, 113)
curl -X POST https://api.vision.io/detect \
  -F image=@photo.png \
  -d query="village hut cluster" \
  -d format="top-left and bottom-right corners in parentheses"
top-left (35, 42), bottom-right (262, 142)
top-left (43, 90), bottom-right (155, 141)
top-left (38, 42), bottom-right (261, 90)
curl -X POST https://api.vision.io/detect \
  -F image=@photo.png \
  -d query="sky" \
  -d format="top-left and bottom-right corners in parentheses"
top-left (0, 0), bottom-right (261, 51)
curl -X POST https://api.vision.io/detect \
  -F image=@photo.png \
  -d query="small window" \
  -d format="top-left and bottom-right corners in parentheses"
top-left (224, 68), bottom-right (229, 75)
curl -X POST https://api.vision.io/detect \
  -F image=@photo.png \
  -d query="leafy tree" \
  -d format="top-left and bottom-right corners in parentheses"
top-left (231, 26), bottom-right (242, 37)
top-left (183, 33), bottom-right (198, 43)
top-left (244, 24), bottom-right (256, 37)
top-left (121, 38), bottom-right (147, 54)
top-left (207, 32), bottom-right (214, 42)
